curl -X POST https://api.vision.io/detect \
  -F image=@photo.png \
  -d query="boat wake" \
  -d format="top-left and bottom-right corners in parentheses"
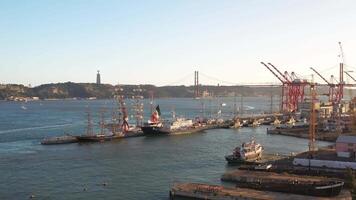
top-left (0, 124), bottom-right (73, 134)
top-left (244, 105), bottom-right (255, 110)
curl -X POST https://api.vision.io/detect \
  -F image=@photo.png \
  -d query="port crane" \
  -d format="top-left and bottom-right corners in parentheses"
top-left (344, 71), bottom-right (356, 82)
top-left (309, 83), bottom-right (317, 154)
top-left (261, 62), bottom-right (308, 112)
top-left (310, 67), bottom-right (338, 104)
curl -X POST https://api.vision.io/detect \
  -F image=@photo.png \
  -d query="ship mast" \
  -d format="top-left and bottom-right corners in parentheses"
top-left (115, 84), bottom-right (129, 132)
top-left (149, 90), bottom-right (154, 114)
top-left (86, 108), bottom-right (94, 136)
top-left (99, 109), bottom-right (106, 135)
top-left (132, 86), bottom-right (144, 127)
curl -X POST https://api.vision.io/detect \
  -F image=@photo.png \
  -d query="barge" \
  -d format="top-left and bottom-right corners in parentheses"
top-left (169, 182), bottom-right (351, 200)
top-left (221, 170), bottom-right (344, 197)
top-left (41, 135), bottom-right (78, 145)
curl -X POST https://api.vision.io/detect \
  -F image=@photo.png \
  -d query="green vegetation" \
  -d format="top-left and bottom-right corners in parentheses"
top-left (0, 82), bottom-right (285, 100)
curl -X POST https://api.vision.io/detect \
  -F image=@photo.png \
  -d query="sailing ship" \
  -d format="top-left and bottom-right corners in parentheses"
top-left (76, 110), bottom-right (106, 142)
top-left (225, 138), bottom-right (263, 164)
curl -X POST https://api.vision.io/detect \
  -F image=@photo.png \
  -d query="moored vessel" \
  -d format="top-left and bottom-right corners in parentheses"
top-left (41, 135), bottom-right (78, 145)
top-left (225, 138), bottom-right (263, 164)
top-left (221, 170), bottom-right (344, 197)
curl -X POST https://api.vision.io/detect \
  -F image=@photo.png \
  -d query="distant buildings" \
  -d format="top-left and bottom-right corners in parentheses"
top-left (336, 135), bottom-right (356, 158)
top-left (96, 70), bottom-right (101, 84)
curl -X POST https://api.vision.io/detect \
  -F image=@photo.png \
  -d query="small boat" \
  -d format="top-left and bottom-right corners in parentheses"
top-left (261, 117), bottom-right (274, 125)
top-left (41, 135), bottom-right (78, 145)
top-left (230, 118), bottom-right (242, 129)
top-left (248, 119), bottom-right (260, 127)
top-left (286, 116), bottom-right (296, 127)
top-left (225, 139), bottom-right (263, 164)
top-left (272, 118), bottom-right (281, 127)
top-left (241, 120), bottom-right (249, 127)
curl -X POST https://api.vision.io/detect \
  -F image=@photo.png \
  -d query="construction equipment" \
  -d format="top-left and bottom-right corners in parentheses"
top-left (309, 83), bottom-right (317, 154)
top-left (310, 67), bottom-right (338, 104)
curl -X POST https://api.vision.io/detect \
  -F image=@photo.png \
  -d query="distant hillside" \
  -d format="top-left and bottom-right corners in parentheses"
top-left (0, 82), bottom-right (335, 100)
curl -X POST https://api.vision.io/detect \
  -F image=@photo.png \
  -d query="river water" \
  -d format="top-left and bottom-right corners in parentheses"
top-left (0, 98), bottom-right (331, 199)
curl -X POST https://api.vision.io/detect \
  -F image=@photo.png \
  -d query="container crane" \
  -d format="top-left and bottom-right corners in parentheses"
top-left (310, 67), bottom-right (337, 103)
top-left (261, 62), bottom-right (287, 112)
top-left (268, 63), bottom-right (307, 112)
top-left (261, 62), bottom-right (308, 112)
top-left (344, 71), bottom-right (356, 82)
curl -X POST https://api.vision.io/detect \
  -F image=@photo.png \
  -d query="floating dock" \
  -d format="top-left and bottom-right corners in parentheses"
top-left (169, 183), bottom-right (351, 200)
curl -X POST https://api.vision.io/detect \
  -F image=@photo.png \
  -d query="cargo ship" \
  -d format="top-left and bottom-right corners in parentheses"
top-left (141, 105), bottom-right (206, 135)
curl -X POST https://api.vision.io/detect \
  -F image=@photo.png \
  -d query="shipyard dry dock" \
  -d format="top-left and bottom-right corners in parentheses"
top-left (169, 183), bottom-right (351, 200)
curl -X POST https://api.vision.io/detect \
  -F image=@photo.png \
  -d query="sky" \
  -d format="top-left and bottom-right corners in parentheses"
top-left (1, 0), bottom-right (356, 86)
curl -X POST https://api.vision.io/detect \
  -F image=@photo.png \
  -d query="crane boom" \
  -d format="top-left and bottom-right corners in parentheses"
top-left (260, 62), bottom-right (285, 83)
top-left (267, 63), bottom-right (291, 83)
top-left (310, 67), bottom-right (332, 85)
top-left (345, 71), bottom-right (356, 82)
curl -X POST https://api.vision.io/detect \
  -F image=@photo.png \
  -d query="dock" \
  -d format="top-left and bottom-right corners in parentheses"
top-left (221, 169), bottom-right (344, 197)
top-left (169, 183), bottom-right (351, 200)
top-left (267, 127), bottom-right (338, 142)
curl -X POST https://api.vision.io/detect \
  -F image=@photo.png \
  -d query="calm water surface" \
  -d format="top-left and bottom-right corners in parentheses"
top-left (0, 98), bottom-right (331, 199)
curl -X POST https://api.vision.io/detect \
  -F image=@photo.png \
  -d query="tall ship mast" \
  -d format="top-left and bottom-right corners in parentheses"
top-left (86, 108), bottom-right (94, 136)
top-left (132, 86), bottom-right (144, 127)
top-left (116, 85), bottom-right (129, 133)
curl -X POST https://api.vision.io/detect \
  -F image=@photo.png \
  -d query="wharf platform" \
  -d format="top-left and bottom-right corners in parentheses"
top-left (221, 169), bottom-right (344, 197)
top-left (267, 127), bottom-right (338, 142)
top-left (169, 183), bottom-right (351, 200)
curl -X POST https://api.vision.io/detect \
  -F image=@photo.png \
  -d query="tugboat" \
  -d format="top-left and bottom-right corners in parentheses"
top-left (225, 139), bottom-right (263, 164)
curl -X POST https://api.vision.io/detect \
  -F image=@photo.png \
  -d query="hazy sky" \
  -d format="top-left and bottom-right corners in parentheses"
top-left (1, 0), bottom-right (356, 86)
